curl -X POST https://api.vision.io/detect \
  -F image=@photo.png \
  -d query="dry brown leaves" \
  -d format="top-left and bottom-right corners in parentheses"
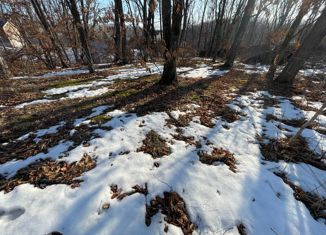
top-left (137, 130), bottom-right (171, 159)
top-left (275, 172), bottom-right (326, 220)
top-left (260, 137), bottom-right (326, 170)
top-left (219, 106), bottom-right (242, 123)
top-left (1, 153), bottom-right (96, 193)
top-left (198, 148), bottom-right (237, 172)
top-left (145, 192), bottom-right (197, 235)
top-left (0, 123), bottom-right (98, 165)
top-left (110, 184), bottom-right (148, 201)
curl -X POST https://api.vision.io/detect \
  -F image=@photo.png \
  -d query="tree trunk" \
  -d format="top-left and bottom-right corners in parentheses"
top-left (66, 0), bottom-right (94, 73)
top-left (31, 0), bottom-right (68, 68)
top-left (179, 0), bottom-right (189, 45)
top-left (223, 0), bottom-right (256, 68)
top-left (275, 6), bottom-right (326, 85)
top-left (267, 0), bottom-right (311, 81)
top-left (160, 0), bottom-right (184, 85)
top-left (0, 56), bottom-right (11, 79)
top-left (114, 0), bottom-right (121, 62)
top-left (197, 0), bottom-right (208, 50)
top-left (117, 0), bottom-right (128, 64)
top-left (212, 0), bottom-right (227, 62)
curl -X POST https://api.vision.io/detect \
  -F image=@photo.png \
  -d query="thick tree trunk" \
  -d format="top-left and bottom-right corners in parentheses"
top-left (66, 0), bottom-right (94, 73)
top-left (275, 6), bottom-right (326, 85)
top-left (267, 0), bottom-right (311, 81)
top-left (160, 0), bottom-right (184, 85)
top-left (223, 0), bottom-right (256, 68)
top-left (0, 56), bottom-right (11, 79)
top-left (114, 0), bottom-right (128, 64)
top-left (117, 0), bottom-right (128, 64)
top-left (114, 0), bottom-right (121, 62)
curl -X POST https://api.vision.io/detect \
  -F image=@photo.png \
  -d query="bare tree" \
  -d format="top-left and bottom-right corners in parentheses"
top-left (196, 0), bottom-right (208, 50)
top-left (65, 0), bottom-right (95, 73)
top-left (267, 0), bottom-right (312, 81)
top-left (160, 0), bottom-right (184, 85)
top-left (223, 0), bottom-right (256, 68)
top-left (112, 0), bottom-right (129, 64)
top-left (275, 6), bottom-right (326, 85)
top-left (31, 0), bottom-right (68, 68)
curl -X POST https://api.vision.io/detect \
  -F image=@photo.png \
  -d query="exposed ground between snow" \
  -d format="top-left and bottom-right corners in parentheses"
top-left (0, 59), bottom-right (325, 235)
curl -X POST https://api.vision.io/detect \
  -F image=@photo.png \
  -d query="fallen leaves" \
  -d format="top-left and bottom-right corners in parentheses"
top-left (1, 153), bottom-right (96, 193)
top-left (137, 130), bottom-right (171, 159)
top-left (145, 192), bottom-right (197, 235)
top-left (260, 137), bottom-right (326, 170)
top-left (110, 184), bottom-right (148, 201)
top-left (198, 148), bottom-right (237, 172)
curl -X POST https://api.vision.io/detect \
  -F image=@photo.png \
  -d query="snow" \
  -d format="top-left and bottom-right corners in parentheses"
top-left (2, 59), bottom-right (326, 234)
top-left (12, 69), bottom-right (89, 80)
top-left (180, 65), bottom-right (229, 78)
top-left (299, 68), bottom-right (326, 76)
top-left (65, 87), bottom-right (110, 99)
top-left (0, 141), bottom-right (73, 178)
top-left (45, 84), bottom-right (94, 96)
top-left (104, 63), bottom-right (163, 81)
top-left (15, 99), bottom-right (54, 109)
top-left (1, 89), bottom-right (325, 235)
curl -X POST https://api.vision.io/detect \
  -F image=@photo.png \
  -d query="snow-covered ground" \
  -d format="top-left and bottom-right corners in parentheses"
top-left (180, 64), bottom-right (229, 78)
top-left (0, 90), bottom-right (325, 235)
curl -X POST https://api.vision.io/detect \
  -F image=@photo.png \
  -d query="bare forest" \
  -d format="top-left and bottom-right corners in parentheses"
top-left (0, 0), bottom-right (326, 235)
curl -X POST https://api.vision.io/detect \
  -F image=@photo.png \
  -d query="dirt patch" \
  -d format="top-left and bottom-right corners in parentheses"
top-left (0, 153), bottom-right (96, 193)
top-left (145, 191), bottom-right (197, 235)
top-left (275, 172), bottom-right (326, 220)
top-left (260, 137), bottom-right (326, 170)
top-left (137, 130), bottom-right (171, 159)
top-left (198, 148), bottom-right (237, 172)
